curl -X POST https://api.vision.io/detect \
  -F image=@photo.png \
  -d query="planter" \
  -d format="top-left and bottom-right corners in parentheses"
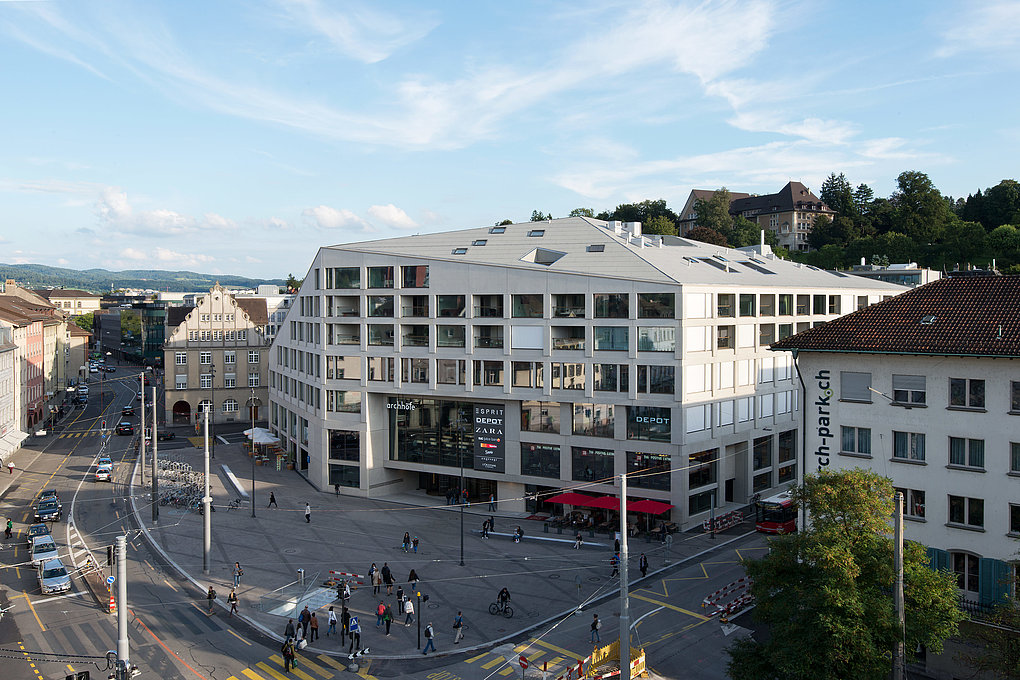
top-left (286, 463), bottom-right (295, 470)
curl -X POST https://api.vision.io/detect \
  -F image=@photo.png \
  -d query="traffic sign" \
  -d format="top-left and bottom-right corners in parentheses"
top-left (349, 615), bottom-right (360, 633)
top-left (519, 655), bottom-right (528, 669)
top-left (107, 576), bottom-right (115, 585)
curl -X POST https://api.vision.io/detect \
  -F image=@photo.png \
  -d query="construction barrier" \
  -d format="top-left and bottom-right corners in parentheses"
top-left (108, 588), bottom-right (117, 615)
top-left (701, 577), bottom-right (754, 619)
top-left (325, 570), bottom-right (365, 587)
top-left (702, 510), bottom-right (743, 534)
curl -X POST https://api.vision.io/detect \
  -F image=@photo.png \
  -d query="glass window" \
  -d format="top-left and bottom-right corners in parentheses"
top-left (326, 390), bottom-right (362, 413)
top-left (436, 359), bottom-right (466, 385)
top-left (828, 295), bottom-right (841, 314)
top-left (175, 375), bottom-right (187, 390)
top-left (326, 356), bottom-right (361, 380)
top-left (688, 448), bottom-right (717, 489)
top-left (551, 363), bottom-right (585, 390)
top-left (778, 294), bottom-right (793, 315)
top-left (512, 294), bottom-right (544, 318)
top-left (952, 552), bottom-right (980, 593)
top-left (401, 324), bottom-right (429, 347)
top-left (841, 426), bottom-right (872, 455)
top-left (840, 372), bottom-right (872, 402)
top-left (594, 327), bottom-right (629, 351)
top-left (778, 430), bottom-right (797, 463)
top-left (753, 471), bottom-right (771, 493)
top-left (200, 374), bottom-right (212, 389)
top-left (473, 360), bottom-right (504, 386)
top-left (796, 295), bottom-right (810, 315)
top-left (473, 295), bottom-right (504, 318)
top-left (553, 294), bottom-right (585, 318)
top-left (594, 293), bottom-right (628, 318)
top-left (521, 401), bottom-right (560, 433)
top-left (571, 404), bottom-right (615, 438)
top-left (329, 430), bottom-right (360, 461)
top-left (200, 351), bottom-right (212, 365)
top-left (948, 495), bottom-right (983, 528)
top-left (717, 325), bottom-right (734, 349)
top-left (778, 464), bottom-right (796, 484)
top-left (328, 464), bottom-right (360, 489)
top-left (368, 296), bottom-right (394, 317)
top-left (401, 265), bottom-right (429, 288)
top-left (813, 294), bottom-right (826, 314)
top-left (401, 295), bottom-right (428, 318)
top-left (638, 293), bottom-right (674, 318)
top-left (739, 294), bottom-right (756, 317)
top-left (636, 365), bottom-right (673, 394)
top-left (175, 352), bottom-right (187, 365)
top-left (594, 363), bottom-right (627, 392)
top-left (436, 325), bottom-right (465, 348)
top-left (628, 452), bottom-right (670, 490)
top-left (1010, 504), bottom-right (1020, 535)
top-left (333, 267), bottom-right (360, 289)
top-left (949, 378), bottom-right (985, 408)
top-left (224, 350), bottom-right (236, 365)
top-left (717, 294), bottom-right (735, 318)
top-left (778, 323), bottom-right (793, 340)
top-left (571, 447), bottom-right (615, 482)
top-left (758, 324), bottom-right (775, 346)
top-left (893, 431), bottom-right (925, 461)
top-left (437, 295), bottom-right (465, 318)
top-left (892, 375), bottom-right (926, 405)
top-left (759, 295), bottom-right (775, 316)
top-left (638, 327), bottom-right (675, 352)
top-left (949, 437), bottom-right (984, 468)
top-left (400, 357), bottom-right (429, 383)
top-left (753, 435), bottom-right (772, 470)
top-left (521, 443), bottom-right (560, 479)
top-left (368, 324), bottom-right (394, 346)
top-left (1012, 442), bottom-right (1020, 473)
top-left (689, 490), bottom-right (715, 515)
top-left (367, 356), bottom-right (394, 381)
top-left (627, 406), bottom-right (671, 442)
top-left (367, 266), bottom-right (394, 288)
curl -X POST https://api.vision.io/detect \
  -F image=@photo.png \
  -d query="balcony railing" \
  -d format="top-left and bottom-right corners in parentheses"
top-left (401, 306), bottom-right (429, 318)
top-left (552, 338), bottom-right (585, 350)
top-left (553, 305), bottom-right (585, 318)
top-left (336, 335), bottom-right (360, 345)
top-left (474, 337), bottom-right (504, 349)
top-left (402, 334), bottom-right (429, 347)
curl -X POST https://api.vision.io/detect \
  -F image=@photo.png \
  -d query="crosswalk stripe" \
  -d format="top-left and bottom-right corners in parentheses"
top-left (481, 656), bottom-right (506, 669)
top-left (293, 653), bottom-right (333, 678)
top-left (241, 669), bottom-right (269, 680)
top-left (227, 676), bottom-right (240, 680)
top-left (316, 655), bottom-right (347, 672)
top-left (532, 638), bottom-right (584, 659)
top-left (513, 644), bottom-right (547, 661)
top-left (255, 661), bottom-right (290, 680)
top-left (499, 667), bottom-right (516, 676)
top-left (270, 655), bottom-right (318, 680)
top-left (548, 656), bottom-right (566, 669)
top-left (465, 652), bottom-right (488, 663)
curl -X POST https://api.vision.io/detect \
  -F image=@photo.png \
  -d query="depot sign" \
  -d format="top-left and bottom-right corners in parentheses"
top-left (813, 370), bottom-right (833, 471)
top-left (473, 405), bottom-right (505, 473)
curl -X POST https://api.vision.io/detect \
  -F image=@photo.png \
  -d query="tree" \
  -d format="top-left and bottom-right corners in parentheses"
top-left (693, 189), bottom-right (734, 234)
top-left (853, 183), bottom-right (874, 213)
top-left (982, 179), bottom-right (1020, 229)
top-left (530, 210), bottom-right (551, 222)
top-left (988, 224), bottom-right (1020, 267)
top-left (607, 199), bottom-right (678, 226)
top-left (724, 216), bottom-right (762, 247)
top-left (890, 170), bottom-right (952, 243)
top-left (820, 172), bottom-right (856, 218)
top-left (642, 215), bottom-right (676, 236)
top-left (285, 273), bottom-right (303, 292)
top-left (939, 219), bottom-right (988, 269)
top-left (568, 207), bottom-right (595, 218)
top-left (685, 226), bottom-right (728, 246)
top-left (726, 468), bottom-right (964, 680)
top-left (74, 312), bottom-right (94, 333)
top-left (494, 219), bottom-right (513, 226)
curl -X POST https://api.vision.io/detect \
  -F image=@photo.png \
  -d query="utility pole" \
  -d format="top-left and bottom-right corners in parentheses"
top-left (139, 373), bottom-right (146, 484)
top-left (458, 423), bottom-right (465, 567)
top-left (893, 492), bottom-right (905, 680)
top-left (250, 388), bottom-right (256, 518)
top-left (116, 535), bottom-right (129, 669)
top-left (619, 474), bottom-right (631, 677)
top-left (203, 409), bottom-right (212, 575)
top-left (151, 385), bottom-right (158, 524)
top-left (209, 363), bottom-right (216, 459)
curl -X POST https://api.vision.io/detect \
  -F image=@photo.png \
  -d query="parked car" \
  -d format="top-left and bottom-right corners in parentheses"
top-left (38, 557), bottom-right (72, 595)
top-left (25, 523), bottom-right (50, 548)
top-left (33, 498), bottom-right (62, 522)
top-left (157, 431), bottom-right (176, 441)
top-left (115, 422), bottom-right (134, 435)
top-left (89, 366), bottom-right (99, 373)
top-left (30, 535), bottom-right (59, 566)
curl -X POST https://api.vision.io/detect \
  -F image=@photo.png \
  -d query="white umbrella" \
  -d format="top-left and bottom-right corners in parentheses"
top-left (246, 430), bottom-right (280, 445)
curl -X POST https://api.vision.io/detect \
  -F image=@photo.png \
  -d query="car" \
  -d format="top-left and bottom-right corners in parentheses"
top-left (30, 535), bottom-right (59, 566)
top-left (77, 385), bottom-right (89, 394)
top-left (25, 523), bottom-right (50, 548)
top-left (144, 376), bottom-right (151, 386)
top-left (136, 391), bottom-right (142, 401)
top-left (121, 406), bottom-right (135, 417)
top-left (115, 422), bottom-right (134, 435)
top-left (95, 465), bottom-right (112, 482)
top-left (157, 431), bottom-right (176, 441)
top-left (38, 557), bottom-right (72, 595)
top-left (33, 499), bottom-right (62, 522)
top-left (97, 457), bottom-right (113, 467)
top-left (104, 366), bottom-right (116, 373)
top-left (39, 489), bottom-right (60, 504)
top-left (89, 366), bottom-right (99, 373)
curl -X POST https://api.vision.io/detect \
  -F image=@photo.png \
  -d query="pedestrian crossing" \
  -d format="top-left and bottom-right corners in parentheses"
top-left (465, 638), bottom-right (587, 677)
top-left (57, 431), bottom-right (101, 439)
top-left (231, 651), bottom-right (376, 680)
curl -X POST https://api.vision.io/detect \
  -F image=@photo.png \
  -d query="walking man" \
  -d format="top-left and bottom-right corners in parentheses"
top-left (299, 605), bottom-right (311, 638)
top-left (591, 614), bottom-right (601, 643)
top-left (481, 520), bottom-right (489, 539)
top-left (404, 597), bottom-right (415, 626)
top-left (610, 553), bottom-right (620, 578)
top-left (422, 622), bottom-right (436, 654)
top-left (412, 536), bottom-right (419, 553)
top-left (206, 586), bottom-right (217, 614)
top-left (334, 482), bottom-right (341, 496)
top-left (384, 603), bottom-right (393, 635)
top-left (285, 618), bottom-right (296, 639)
top-left (327, 606), bottom-right (337, 636)
top-left (227, 589), bottom-right (239, 617)
top-left (382, 562), bottom-right (393, 595)
top-left (396, 585), bottom-right (404, 609)
top-left (267, 492), bottom-right (278, 508)
top-left (233, 561), bottom-right (243, 588)
top-left (488, 493), bottom-right (496, 512)
top-left (340, 607), bottom-right (351, 644)
top-left (376, 601), bottom-right (386, 627)
top-left (281, 637), bottom-right (296, 672)
top-left (304, 502), bottom-right (311, 523)
top-left (309, 612), bottom-right (319, 641)
top-left (7, 461), bottom-right (13, 474)
top-left (639, 553), bottom-right (649, 578)
top-left (574, 531), bottom-right (583, 549)
top-left (4, 518), bottom-right (11, 540)
top-left (453, 611), bottom-right (465, 644)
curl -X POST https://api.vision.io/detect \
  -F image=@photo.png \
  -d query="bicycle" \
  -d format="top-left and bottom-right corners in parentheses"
top-left (227, 498), bottom-right (243, 511)
top-left (488, 601), bottom-right (514, 618)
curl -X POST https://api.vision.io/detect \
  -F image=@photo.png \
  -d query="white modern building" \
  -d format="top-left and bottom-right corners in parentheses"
top-left (268, 217), bottom-right (903, 528)
top-left (0, 322), bottom-right (21, 462)
top-left (773, 275), bottom-right (1019, 606)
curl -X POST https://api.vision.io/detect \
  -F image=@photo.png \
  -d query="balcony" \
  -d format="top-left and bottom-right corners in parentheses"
top-left (553, 294), bottom-right (585, 318)
top-left (401, 325), bottom-right (429, 347)
top-left (552, 326), bottom-right (585, 351)
top-left (474, 326), bottom-right (504, 349)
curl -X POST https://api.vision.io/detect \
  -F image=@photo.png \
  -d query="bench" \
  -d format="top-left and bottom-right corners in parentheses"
top-left (473, 530), bottom-right (605, 547)
top-left (219, 465), bottom-right (250, 502)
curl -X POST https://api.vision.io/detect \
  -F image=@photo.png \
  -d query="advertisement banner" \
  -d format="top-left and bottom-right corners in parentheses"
top-left (473, 404), bottom-right (505, 473)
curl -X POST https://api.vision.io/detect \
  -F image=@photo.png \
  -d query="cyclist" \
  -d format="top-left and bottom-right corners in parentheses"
top-left (497, 587), bottom-right (511, 610)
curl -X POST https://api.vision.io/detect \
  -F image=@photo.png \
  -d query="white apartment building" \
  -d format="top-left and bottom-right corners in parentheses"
top-left (268, 217), bottom-right (902, 528)
top-left (0, 322), bottom-right (20, 462)
top-left (773, 275), bottom-right (1019, 606)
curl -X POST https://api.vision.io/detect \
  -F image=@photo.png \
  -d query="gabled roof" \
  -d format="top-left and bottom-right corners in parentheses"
top-left (236, 299), bottom-right (268, 327)
top-left (33, 288), bottom-right (100, 299)
top-left (68, 324), bottom-right (91, 337)
top-left (167, 306), bottom-right (194, 329)
top-left (729, 181), bottom-right (832, 216)
top-left (325, 217), bottom-right (903, 290)
top-left (772, 275), bottom-right (1020, 357)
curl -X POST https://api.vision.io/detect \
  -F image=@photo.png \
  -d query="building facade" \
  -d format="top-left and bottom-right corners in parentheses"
top-left (0, 322), bottom-right (20, 462)
top-left (268, 217), bottom-right (902, 527)
top-left (32, 289), bottom-right (102, 317)
top-left (773, 275), bottom-right (1020, 606)
top-left (163, 285), bottom-right (269, 425)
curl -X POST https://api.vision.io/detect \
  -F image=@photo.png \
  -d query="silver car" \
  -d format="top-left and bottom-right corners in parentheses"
top-left (38, 558), bottom-right (71, 595)
top-left (30, 535), bottom-right (59, 566)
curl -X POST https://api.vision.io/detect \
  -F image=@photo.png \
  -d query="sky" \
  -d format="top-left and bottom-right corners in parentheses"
top-left (0, 0), bottom-right (1018, 280)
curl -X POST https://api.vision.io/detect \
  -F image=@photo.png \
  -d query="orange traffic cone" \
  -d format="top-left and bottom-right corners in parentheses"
top-left (109, 588), bottom-right (117, 615)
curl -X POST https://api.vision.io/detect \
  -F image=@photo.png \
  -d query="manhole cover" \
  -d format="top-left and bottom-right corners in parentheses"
top-left (428, 603), bottom-right (440, 609)
top-left (283, 548), bottom-right (299, 555)
top-left (588, 577), bottom-right (602, 583)
top-left (549, 574), bottom-right (560, 580)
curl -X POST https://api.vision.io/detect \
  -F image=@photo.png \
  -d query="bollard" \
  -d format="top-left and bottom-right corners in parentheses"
top-left (297, 569), bottom-right (305, 586)
top-left (543, 523), bottom-right (549, 533)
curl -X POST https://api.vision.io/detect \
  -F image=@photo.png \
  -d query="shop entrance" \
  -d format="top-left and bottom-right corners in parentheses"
top-left (418, 472), bottom-right (496, 504)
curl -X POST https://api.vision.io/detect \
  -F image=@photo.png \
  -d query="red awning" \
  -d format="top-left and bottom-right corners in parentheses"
top-left (587, 496), bottom-right (620, 510)
top-left (545, 492), bottom-right (600, 506)
top-left (629, 499), bottom-right (675, 515)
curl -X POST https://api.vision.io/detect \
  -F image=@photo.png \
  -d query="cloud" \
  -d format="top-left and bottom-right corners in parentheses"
top-left (936, 2), bottom-right (1020, 57)
top-left (367, 203), bottom-right (416, 230)
top-left (95, 187), bottom-right (196, 235)
top-left (302, 205), bottom-right (371, 231)
top-left (119, 245), bottom-right (214, 269)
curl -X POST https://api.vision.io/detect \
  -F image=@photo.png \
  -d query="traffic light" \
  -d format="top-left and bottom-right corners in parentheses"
top-left (101, 420), bottom-right (106, 430)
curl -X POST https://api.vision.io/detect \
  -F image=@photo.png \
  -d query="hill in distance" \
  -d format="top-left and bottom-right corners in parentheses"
top-left (0, 263), bottom-right (286, 294)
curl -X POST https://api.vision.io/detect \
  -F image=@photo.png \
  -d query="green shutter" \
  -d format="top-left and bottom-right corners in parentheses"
top-left (926, 547), bottom-right (950, 572)
top-left (978, 558), bottom-right (1012, 606)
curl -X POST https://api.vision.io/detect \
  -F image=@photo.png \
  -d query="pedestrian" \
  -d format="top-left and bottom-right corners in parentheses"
top-left (327, 606), bottom-right (337, 636)
top-left (233, 561), bottom-right (243, 588)
top-left (639, 553), bottom-right (648, 578)
top-left (404, 596), bottom-right (415, 626)
top-left (309, 612), bottom-right (319, 641)
top-left (574, 532), bottom-right (583, 549)
top-left (462, 489), bottom-right (469, 507)
top-left (513, 526), bottom-right (523, 543)
top-left (407, 568), bottom-right (419, 590)
top-left (591, 614), bottom-right (601, 643)
top-left (267, 491), bottom-right (278, 508)
top-left (481, 520), bottom-right (489, 539)
top-left (227, 589), bottom-right (238, 617)
top-left (348, 629), bottom-right (361, 655)
top-left (382, 562), bottom-right (393, 594)
top-left (304, 502), bottom-right (311, 523)
top-left (372, 569), bottom-right (382, 595)
top-left (376, 601), bottom-right (386, 627)
top-left (396, 585), bottom-right (404, 608)
top-left (610, 553), bottom-right (619, 578)
top-left (412, 536), bottom-right (419, 553)
top-left (614, 537), bottom-right (620, 554)
top-left (206, 585), bottom-right (217, 614)
top-left (489, 515), bottom-right (495, 531)
top-left (384, 603), bottom-right (393, 635)
top-left (402, 531), bottom-right (411, 552)
top-left (342, 580), bottom-right (351, 603)
top-left (340, 607), bottom-right (351, 643)
top-left (7, 461), bottom-right (13, 474)
top-left (285, 618), bottom-right (296, 639)
top-left (335, 482), bottom-right (341, 496)
top-left (453, 611), bottom-right (465, 644)
top-left (299, 605), bottom-right (311, 637)
top-left (422, 621), bottom-right (436, 654)
top-left (4, 518), bottom-right (12, 540)
top-left (488, 493), bottom-right (496, 512)
top-left (281, 637), bottom-right (296, 672)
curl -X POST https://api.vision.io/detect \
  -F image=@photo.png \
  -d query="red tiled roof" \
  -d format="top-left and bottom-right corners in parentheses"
top-left (771, 275), bottom-right (1020, 357)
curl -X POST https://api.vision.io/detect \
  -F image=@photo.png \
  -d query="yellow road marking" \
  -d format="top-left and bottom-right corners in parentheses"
top-left (513, 644), bottom-right (546, 661)
top-left (228, 629), bottom-right (252, 646)
top-left (255, 661), bottom-right (290, 680)
top-left (356, 659), bottom-right (377, 680)
top-left (242, 669), bottom-right (269, 680)
top-left (163, 578), bottom-right (178, 592)
top-left (630, 593), bottom-right (710, 620)
top-left (22, 590), bottom-right (46, 631)
top-left (466, 652), bottom-right (488, 663)
top-left (268, 655), bottom-right (315, 680)
top-left (228, 677), bottom-right (241, 680)
top-left (316, 655), bottom-right (347, 672)
top-left (735, 546), bottom-right (769, 560)
top-left (531, 638), bottom-right (584, 659)
top-left (481, 655), bottom-right (506, 669)
top-left (547, 656), bottom-right (566, 670)
top-left (67, 664), bottom-right (75, 672)
top-left (498, 667), bottom-right (514, 676)
top-left (293, 653), bottom-right (332, 678)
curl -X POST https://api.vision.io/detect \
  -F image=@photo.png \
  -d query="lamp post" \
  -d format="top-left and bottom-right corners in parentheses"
top-left (248, 387), bottom-right (257, 518)
top-left (458, 421), bottom-right (466, 567)
top-left (416, 591), bottom-right (422, 649)
top-left (209, 362), bottom-right (216, 459)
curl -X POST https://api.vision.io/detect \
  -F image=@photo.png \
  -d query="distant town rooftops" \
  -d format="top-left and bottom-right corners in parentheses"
top-left (32, 288), bottom-right (101, 299)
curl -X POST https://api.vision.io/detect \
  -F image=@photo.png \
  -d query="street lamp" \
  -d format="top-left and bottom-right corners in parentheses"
top-left (458, 418), bottom-right (466, 567)
top-left (209, 363), bottom-right (216, 459)
top-left (248, 387), bottom-right (257, 518)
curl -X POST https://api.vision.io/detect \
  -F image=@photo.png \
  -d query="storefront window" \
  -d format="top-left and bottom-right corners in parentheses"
top-left (572, 403), bottom-right (615, 438)
top-left (328, 464), bottom-right (360, 488)
top-left (389, 398), bottom-right (474, 468)
top-left (521, 401), bottom-right (560, 433)
top-left (627, 406), bottom-right (671, 442)
top-left (627, 451), bottom-right (670, 490)
top-left (329, 430), bottom-right (360, 461)
top-left (572, 447), bottom-right (615, 482)
top-left (688, 448), bottom-right (717, 489)
top-left (521, 443), bottom-right (560, 478)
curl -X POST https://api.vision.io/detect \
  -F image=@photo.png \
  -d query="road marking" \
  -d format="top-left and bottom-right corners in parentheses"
top-left (735, 546), bottom-right (769, 560)
top-left (465, 652), bottom-right (488, 663)
top-left (67, 664), bottom-right (75, 672)
top-left (269, 655), bottom-right (316, 680)
top-left (163, 578), bottom-right (179, 592)
top-left (498, 667), bottom-right (514, 676)
top-left (513, 644), bottom-right (546, 661)
top-left (228, 629), bottom-right (252, 646)
top-left (292, 653), bottom-right (332, 678)
top-left (242, 669), bottom-right (269, 680)
top-left (134, 611), bottom-right (211, 680)
top-left (316, 655), bottom-right (347, 672)
top-left (629, 593), bottom-right (710, 620)
top-left (531, 638), bottom-right (584, 659)
top-left (256, 660), bottom-right (291, 680)
top-left (481, 655), bottom-right (506, 669)
top-left (22, 590), bottom-right (46, 631)
top-left (28, 591), bottom-right (84, 605)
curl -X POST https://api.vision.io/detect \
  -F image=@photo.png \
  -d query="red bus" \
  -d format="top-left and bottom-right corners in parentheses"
top-left (755, 491), bottom-right (797, 534)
